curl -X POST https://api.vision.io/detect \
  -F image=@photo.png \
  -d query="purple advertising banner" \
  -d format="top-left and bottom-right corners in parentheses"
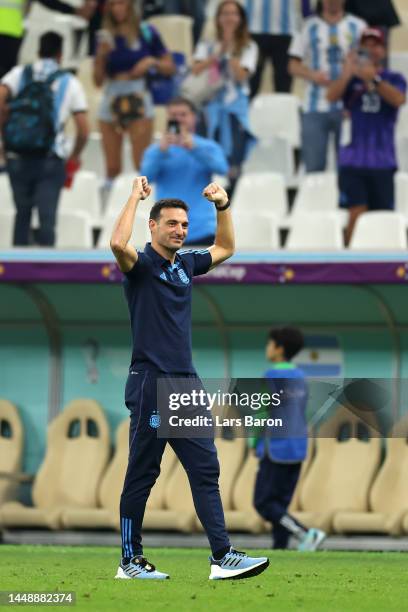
top-left (1, 258), bottom-right (408, 285)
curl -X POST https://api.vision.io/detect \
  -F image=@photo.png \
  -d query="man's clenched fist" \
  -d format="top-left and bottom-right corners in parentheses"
top-left (203, 183), bottom-right (228, 207)
top-left (132, 176), bottom-right (152, 200)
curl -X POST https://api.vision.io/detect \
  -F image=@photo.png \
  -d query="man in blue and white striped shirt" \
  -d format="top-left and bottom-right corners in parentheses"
top-left (289, 0), bottom-right (366, 172)
top-left (245, 0), bottom-right (312, 95)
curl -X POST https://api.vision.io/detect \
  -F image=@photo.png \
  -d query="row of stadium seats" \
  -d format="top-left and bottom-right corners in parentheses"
top-left (1, 398), bottom-right (408, 536)
top-left (1, 171), bottom-right (408, 250)
top-left (16, 0), bottom-right (408, 150)
top-left (70, 95), bottom-right (408, 183)
top-left (0, 205), bottom-right (406, 250)
top-left (21, 0), bottom-right (408, 140)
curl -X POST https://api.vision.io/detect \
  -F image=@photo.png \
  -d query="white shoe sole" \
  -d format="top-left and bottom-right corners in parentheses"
top-left (209, 559), bottom-right (269, 580)
top-left (115, 567), bottom-right (132, 580)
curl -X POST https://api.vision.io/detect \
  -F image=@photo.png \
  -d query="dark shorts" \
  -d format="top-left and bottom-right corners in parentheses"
top-left (339, 167), bottom-right (395, 210)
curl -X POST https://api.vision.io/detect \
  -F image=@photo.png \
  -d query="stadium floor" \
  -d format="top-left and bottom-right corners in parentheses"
top-left (0, 545), bottom-right (405, 611)
top-left (3, 530), bottom-right (408, 552)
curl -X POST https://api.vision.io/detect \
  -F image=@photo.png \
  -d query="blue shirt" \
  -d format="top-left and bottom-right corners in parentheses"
top-left (123, 243), bottom-right (212, 374)
top-left (256, 364), bottom-right (308, 463)
top-left (339, 71), bottom-right (407, 170)
top-left (140, 135), bottom-right (228, 243)
top-left (106, 24), bottom-right (167, 77)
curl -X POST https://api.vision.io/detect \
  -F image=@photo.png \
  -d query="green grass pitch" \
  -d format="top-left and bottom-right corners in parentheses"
top-left (0, 545), bottom-right (405, 611)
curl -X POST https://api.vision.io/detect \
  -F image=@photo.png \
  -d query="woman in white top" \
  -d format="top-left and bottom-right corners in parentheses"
top-left (192, 0), bottom-right (258, 191)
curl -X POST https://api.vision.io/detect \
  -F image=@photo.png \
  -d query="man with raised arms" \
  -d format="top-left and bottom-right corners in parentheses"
top-left (110, 176), bottom-right (269, 581)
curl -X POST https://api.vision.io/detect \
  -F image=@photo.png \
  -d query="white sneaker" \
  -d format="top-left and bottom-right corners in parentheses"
top-left (115, 556), bottom-right (169, 580)
top-left (209, 548), bottom-right (269, 580)
top-left (298, 528), bottom-right (326, 552)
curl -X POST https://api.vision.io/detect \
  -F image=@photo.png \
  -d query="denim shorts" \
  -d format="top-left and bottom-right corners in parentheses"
top-left (98, 79), bottom-right (154, 123)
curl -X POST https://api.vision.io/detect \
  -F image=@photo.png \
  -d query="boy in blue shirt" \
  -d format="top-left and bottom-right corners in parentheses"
top-left (253, 326), bottom-right (326, 551)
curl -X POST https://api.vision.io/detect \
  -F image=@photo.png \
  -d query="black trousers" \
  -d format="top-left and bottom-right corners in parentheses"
top-left (0, 34), bottom-right (22, 78)
top-left (254, 456), bottom-right (301, 549)
top-left (7, 156), bottom-right (65, 246)
top-left (120, 370), bottom-right (230, 559)
top-left (250, 33), bottom-right (293, 96)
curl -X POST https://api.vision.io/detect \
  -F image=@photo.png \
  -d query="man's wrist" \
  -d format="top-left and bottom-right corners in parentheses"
top-left (129, 192), bottom-right (142, 204)
top-left (215, 200), bottom-right (230, 211)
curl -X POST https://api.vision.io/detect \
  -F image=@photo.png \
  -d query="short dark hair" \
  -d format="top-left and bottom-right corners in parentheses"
top-left (167, 96), bottom-right (197, 114)
top-left (268, 326), bottom-right (304, 360)
top-left (149, 199), bottom-right (189, 222)
top-left (39, 32), bottom-right (63, 59)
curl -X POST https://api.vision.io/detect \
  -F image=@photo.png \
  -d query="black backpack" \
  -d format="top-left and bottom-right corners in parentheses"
top-left (4, 65), bottom-right (67, 155)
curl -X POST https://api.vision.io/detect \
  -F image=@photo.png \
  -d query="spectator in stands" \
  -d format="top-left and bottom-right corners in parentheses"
top-left (192, 0), bottom-right (258, 194)
top-left (0, 0), bottom-right (97, 79)
top-left (0, 0), bottom-right (95, 168)
top-left (327, 28), bottom-right (406, 243)
top-left (246, 0), bottom-right (313, 96)
top-left (141, 0), bottom-right (207, 44)
top-left (94, 0), bottom-right (175, 183)
top-left (345, 0), bottom-right (400, 57)
top-left (344, 0), bottom-right (400, 29)
top-left (140, 97), bottom-right (228, 245)
top-left (253, 326), bottom-right (326, 551)
top-left (318, 1), bottom-right (401, 43)
top-left (317, 1), bottom-right (401, 59)
top-left (0, 32), bottom-right (89, 246)
top-left (289, 0), bottom-right (366, 173)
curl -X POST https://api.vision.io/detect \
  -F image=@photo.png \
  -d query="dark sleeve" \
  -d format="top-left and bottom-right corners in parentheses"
top-left (388, 72), bottom-right (407, 95)
top-left (343, 78), bottom-right (358, 110)
top-left (302, 0), bottom-right (312, 17)
top-left (124, 252), bottom-right (150, 282)
top-left (345, 0), bottom-right (400, 27)
top-left (37, 0), bottom-right (75, 14)
top-left (147, 24), bottom-right (169, 57)
top-left (180, 250), bottom-right (212, 277)
top-left (344, 0), bottom-right (356, 14)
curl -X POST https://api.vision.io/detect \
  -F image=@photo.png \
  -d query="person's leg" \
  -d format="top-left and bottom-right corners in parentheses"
top-left (0, 34), bottom-right (22, 78)
top-left (270, 35), bottom-right (293, 93)
top-left (227, 113), bottom-right (250, 196)
top-left (119, 371), bottom-right (167, 560)
top-left (127, 118), bottom-right (154, 170)
top-left (254, 457), bottom-right (306, 549)
top-left (301, 112), bottom-right (330, 173)
top-left (367, 169), bottom-right (396, 212)
top-left (330, 109), bottom-right (344, 166)
top-left (249, 34), bottom-right (269, 98)
top-left (99, 120), bottom-right (123, 180)
top-left (170, 435), bottom-right (231, 559)
top-left (339, 167), bottom-right (368, 245)
top-left (7, 158), bottom-right (35, 246)
top-left (34, 157), bottom-right (66, 247)
top-left (346, 205), bottom-right (367, 245)
top-left (185, 0), bottom-right (206, 45)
